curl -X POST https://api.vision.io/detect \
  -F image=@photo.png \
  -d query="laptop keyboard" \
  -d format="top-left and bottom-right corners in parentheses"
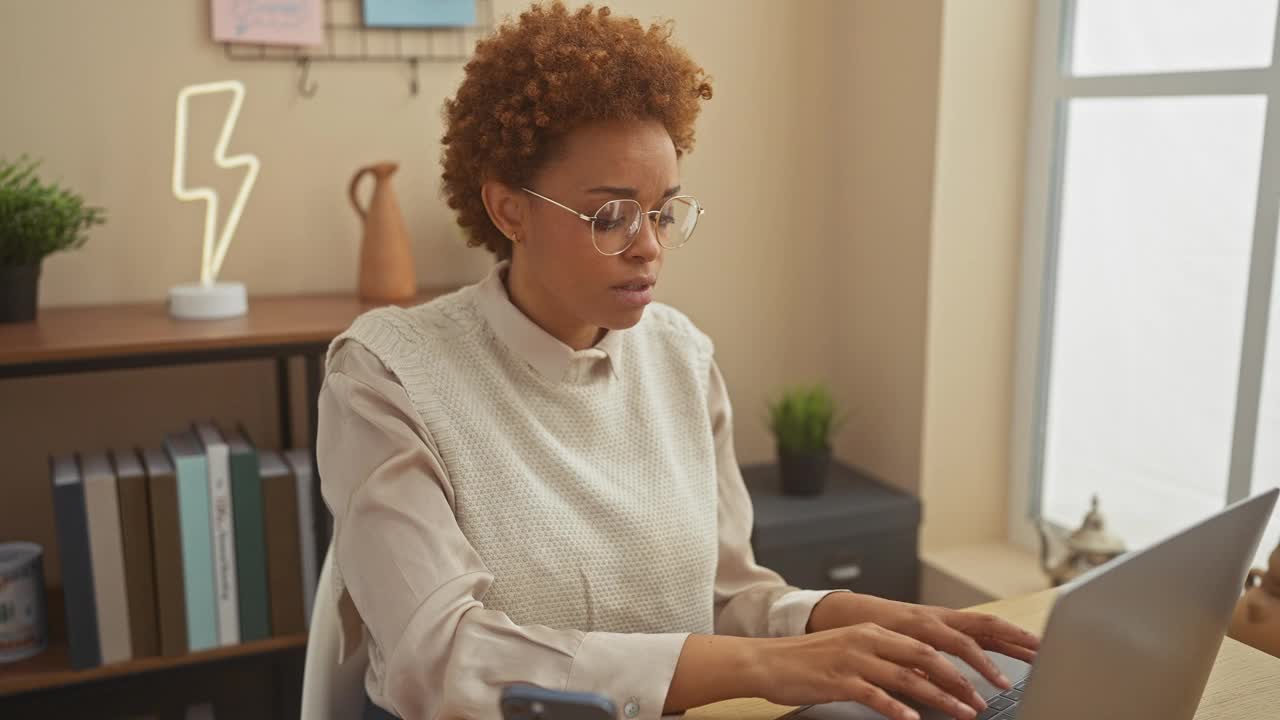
top-left (975, 678), bottom-right (1029, 720)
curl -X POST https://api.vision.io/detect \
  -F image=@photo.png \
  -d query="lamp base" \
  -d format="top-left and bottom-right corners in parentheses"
top-left (168, 282), bottom-right (248, 319)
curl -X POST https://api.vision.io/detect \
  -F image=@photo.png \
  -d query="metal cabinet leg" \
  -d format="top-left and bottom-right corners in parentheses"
top-left (275, 356), bottom-right (294, 450)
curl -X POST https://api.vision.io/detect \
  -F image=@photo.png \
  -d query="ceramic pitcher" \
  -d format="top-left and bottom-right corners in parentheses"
top-left (349, 162), bottom-right (416, 303)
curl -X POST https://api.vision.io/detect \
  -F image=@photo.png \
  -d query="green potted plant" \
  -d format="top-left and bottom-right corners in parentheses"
top-left (768, 384), bottom-right (843, 496)
top-left (0, 156), bottom-right (106, 323)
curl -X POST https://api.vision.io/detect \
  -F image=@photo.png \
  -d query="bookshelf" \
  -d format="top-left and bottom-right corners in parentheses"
top-left (0, 588), bottom-right (307, 697)
top-left (0, 287), bottom-right (450, 710)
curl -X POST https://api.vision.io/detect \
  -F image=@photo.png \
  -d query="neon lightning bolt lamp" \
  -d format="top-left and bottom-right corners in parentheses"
top-left (169, 80), bottom-right (259, 319)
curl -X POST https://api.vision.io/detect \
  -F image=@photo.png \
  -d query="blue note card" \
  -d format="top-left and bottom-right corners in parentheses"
top-left (363, 0), bottom-right (475, 28)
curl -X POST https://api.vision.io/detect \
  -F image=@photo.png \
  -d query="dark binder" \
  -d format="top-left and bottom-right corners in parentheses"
top-left (49, 454), bottom-right (101, 670)
top-left (112, 448), bottom-right (160, 658)
top-left (142, 447), bottom-right (188, 657)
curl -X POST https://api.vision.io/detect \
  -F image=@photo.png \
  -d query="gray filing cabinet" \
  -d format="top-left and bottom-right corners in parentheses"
top-left (744, 461), bottom-right (921, 603)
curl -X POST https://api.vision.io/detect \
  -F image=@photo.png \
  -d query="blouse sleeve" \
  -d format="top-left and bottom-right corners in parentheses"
top-left (707, 360), bottom-right (851, 637)
top-left (317, 340), bottom-right (687, 720)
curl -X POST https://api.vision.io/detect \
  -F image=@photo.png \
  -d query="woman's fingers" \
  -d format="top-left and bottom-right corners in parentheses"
top-left (869, 628), bottom-right (988, 716)
top-left (844, 679), bottom-right (921, 720)
top-left (951, 611), bottom-right (1041, 654)
top-left (981, 637), bottom-right (1038, 664)
top-left (943, 612), bottom-right (1041, 683)
top-left (906, 619), bottom-right (1011, 691)
top-left (861, 655), bottom-right (979, 720)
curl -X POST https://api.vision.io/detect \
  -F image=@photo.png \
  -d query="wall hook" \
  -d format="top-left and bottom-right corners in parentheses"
top-left (409, 58), bottom-right (420, 96)
top-left (297, 57), bottom-right (318, 98)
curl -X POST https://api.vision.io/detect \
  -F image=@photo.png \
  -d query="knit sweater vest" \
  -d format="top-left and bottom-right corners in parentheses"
top-left (327, 284), bottom-right (719, 635)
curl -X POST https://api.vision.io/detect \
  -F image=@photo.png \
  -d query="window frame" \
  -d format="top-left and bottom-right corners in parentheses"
top-left (1009, 0), bottom-right (1280, 551)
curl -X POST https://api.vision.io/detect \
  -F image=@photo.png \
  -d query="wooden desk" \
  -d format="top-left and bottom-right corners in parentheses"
top-left (685, 589), bottom-right (1280, 720)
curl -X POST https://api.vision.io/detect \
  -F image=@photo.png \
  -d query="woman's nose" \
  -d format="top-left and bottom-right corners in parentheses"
top-left (626, 214), bottom-right (662, 261)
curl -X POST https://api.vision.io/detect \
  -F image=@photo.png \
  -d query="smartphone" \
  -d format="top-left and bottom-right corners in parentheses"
top-left (499, 684), bottom-right (618, 720)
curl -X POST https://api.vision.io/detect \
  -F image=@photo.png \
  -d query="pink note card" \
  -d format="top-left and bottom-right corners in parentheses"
top-left (211, 0), bottom-right (326, 47)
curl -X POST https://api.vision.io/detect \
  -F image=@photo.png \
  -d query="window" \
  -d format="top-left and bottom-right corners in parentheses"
top-left (1014, 0), bottom-right (1280, 569)
top-left (1253, 228), bottom-right (1280, 563)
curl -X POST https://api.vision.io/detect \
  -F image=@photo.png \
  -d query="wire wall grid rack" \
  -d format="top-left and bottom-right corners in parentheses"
top-left (222, 0), bottom-right (496, 98)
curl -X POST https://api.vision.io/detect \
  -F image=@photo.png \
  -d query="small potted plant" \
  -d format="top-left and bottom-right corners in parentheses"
top-left (0, 156), bottom-right (106, 323)
top-left (768, 384), bottom-right (843, 496)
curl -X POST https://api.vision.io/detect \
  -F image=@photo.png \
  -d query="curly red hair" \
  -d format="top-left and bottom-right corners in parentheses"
top-left (440, 1), bottom-right (713, 259)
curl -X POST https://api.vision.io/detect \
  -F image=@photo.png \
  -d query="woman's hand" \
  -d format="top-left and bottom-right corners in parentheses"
top-left (807, 592), bottom-right (1041, 693)
top-left (748, 623), bottom-right (992, 720)
top-left (664, 595), bottom-right (1041, 718)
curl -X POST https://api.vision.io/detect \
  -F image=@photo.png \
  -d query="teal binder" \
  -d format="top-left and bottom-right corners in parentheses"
top-left (164, 431), bottom-right (218, 651)
top-left (225, 425), bottom-right (270, 641)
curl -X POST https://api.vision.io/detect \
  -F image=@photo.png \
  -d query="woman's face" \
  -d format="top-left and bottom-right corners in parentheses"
top-left (501, 118), bottom-right (681, 347)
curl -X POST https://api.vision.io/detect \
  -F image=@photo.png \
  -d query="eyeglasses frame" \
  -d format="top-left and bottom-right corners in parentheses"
top-left (520, 187), bottom-right (704, 256)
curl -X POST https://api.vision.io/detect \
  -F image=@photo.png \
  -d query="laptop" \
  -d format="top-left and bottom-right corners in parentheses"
top-left (787, 488), bottom-right (1279, 720)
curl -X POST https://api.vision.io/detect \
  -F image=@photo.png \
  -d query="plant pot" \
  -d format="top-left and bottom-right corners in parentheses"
top-left (0, 262), bottom-right (41, 324)
top-left (778, 447), bottom-right (832, 497)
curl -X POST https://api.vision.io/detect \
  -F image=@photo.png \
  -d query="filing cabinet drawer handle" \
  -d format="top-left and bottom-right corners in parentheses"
top-left (828, 563), bottom-right (863, 583)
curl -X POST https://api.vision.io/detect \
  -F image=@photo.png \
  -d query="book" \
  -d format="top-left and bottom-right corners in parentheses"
top-left (165, 432), bottom-right (218, 652)
top-left (49, 454), bottom-right (101, 669)
top-left (142, 447), bottom-right (188, 658)
top-left (193, 422), bottom-right (239, 647)
top-left (110, 448), bottom-right (160, 659)
top-left (79, 451), bottom-right (133, 663)
top-left (284, 449), bottom-right (319, 626)
top-left (259, 450), bottom-right (305, 636)
top-left (224, 425), bottom-right (270, 641)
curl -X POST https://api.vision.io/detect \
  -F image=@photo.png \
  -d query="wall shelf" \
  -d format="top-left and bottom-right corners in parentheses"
top-left (0, 589), bottom-right (307, 698)
top-left (221, 0), bottom-right (496, 96)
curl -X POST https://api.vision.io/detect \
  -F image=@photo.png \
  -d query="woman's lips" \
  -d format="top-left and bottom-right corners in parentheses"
top-left (611, 282), bottom-right (653, 307)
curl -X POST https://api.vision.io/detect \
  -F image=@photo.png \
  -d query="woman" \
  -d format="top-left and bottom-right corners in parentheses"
top-left (317, 4), bottom-right (1039, 720)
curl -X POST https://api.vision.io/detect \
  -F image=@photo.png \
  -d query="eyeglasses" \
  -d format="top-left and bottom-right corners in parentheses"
top-left (521, 187), bottom-right (704, 256)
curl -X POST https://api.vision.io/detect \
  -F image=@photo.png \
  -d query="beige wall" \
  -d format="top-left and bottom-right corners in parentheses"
top-left (0, 0), bottom-right (1036, 584)
top-left (825, 0), bottom-right (1036, 551)
top-left (825, 0), bottom-right (1036, 550)
top-left (0, 0), bottom-right (839, 582)
top-left (829, 0), bottom-right (943, 497)
top-left (919, 0), bottom-right (1035, 549)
